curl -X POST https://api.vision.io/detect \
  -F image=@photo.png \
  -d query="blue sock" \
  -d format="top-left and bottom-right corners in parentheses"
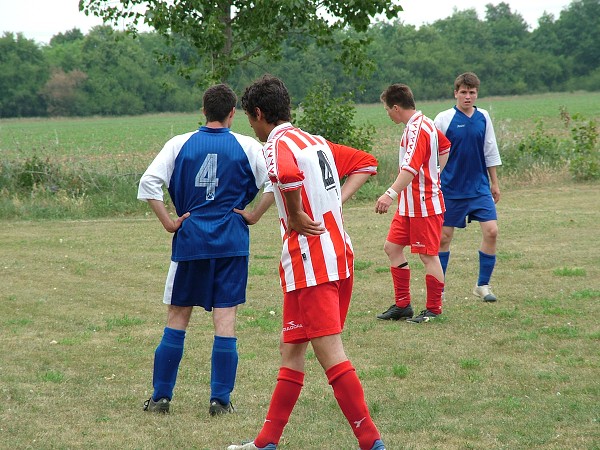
top-left (478, 250), bottom-right (496, 286)
top-left (439, 251), bottom-right (450, 277)
top-left (152, 327), bottom-right (185, 401)
top-left (210, 335), bottom-right (238, 405)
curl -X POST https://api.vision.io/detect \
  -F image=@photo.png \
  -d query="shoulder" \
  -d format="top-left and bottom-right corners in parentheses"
top-left (475, 107), bottom-right (493, 121)
top-left (230, 131), bottom-right (264, 151)
top-left (434, 108), bottom-right (456, 121)
top-left (434, 108), bottom-right (456, 132)
top-left (167, 130), bottom-right (197, 146)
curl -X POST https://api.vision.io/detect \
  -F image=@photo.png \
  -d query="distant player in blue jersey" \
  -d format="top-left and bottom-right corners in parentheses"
top-left (137, 83), bottom-right (274, 415)
top-left (434, 72), bottom-right (502, 302)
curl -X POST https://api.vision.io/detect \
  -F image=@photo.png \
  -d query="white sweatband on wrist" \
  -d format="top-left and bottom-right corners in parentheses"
top-left (385, 187), bottom-right (398, 200)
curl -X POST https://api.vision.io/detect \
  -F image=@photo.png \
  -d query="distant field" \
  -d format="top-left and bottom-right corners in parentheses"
top-left (1, 91), bottom-right (598, 167)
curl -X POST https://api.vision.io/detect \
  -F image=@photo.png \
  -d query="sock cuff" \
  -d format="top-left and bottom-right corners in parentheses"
top-left (390, 266), bottom-right (410, 278)
top-left (425, 273), bottom-right (444, 286)
top-left (326, 360), bottom-right (354, 385)
top-left (478, 250), bottom-right (496, 260)
top-left (163, 327), bottom-right (186, 346)
top-left (277, 367), bottom-right (304, 386)
top-left (438, 251), bottom-right (450, 257)
top-left (214, 335), bottom-right (237, 349)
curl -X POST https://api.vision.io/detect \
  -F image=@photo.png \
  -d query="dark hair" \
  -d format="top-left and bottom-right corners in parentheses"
top-left (380, 84), bottom-right (416, 110)
top-left (454, 72), bottom-right (480, 91)
top-left (203, 84), bottom-right (237, 122)
top-left (241, 74), bottom-right (292, 124)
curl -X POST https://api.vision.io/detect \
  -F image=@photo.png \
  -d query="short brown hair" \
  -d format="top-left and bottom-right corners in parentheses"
top-left (454, 72), bottom-right (480, 91)
top-left (380, 84), bottom-right (415, 110)
top-left (203, 84), bottom-right (237, 122)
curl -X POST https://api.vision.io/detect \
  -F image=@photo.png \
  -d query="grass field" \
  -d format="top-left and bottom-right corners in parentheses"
top-left (1, 91), bottom-right (599, 449)
top-left (1, 182), bottom-right (599, 449)
top-left (2, 91), bottom-right (599, 163)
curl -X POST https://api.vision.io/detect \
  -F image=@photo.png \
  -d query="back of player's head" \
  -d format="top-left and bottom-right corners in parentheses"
top-left (203, 84), bottom-right (237, 122)
top-left (241, 75), bottom-right (292, 124)
top-left (380, 84), bottom-right (416, 110)
top-left (454, 72), bottom-right (480, 91)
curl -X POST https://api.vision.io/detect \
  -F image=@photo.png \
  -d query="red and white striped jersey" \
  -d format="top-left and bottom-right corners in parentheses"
top-left (263, 123), bottom-right (377, 293)
top-left (397, 111), bottom-right (451, 217)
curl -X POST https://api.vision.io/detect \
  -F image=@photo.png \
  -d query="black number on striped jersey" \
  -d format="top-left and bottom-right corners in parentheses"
top-left (317, 150), bottom-right (336, 191)
top-left (195, 153), bottom-right (219, 200)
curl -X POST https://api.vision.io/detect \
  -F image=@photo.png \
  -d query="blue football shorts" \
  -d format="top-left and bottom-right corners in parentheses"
top-left (163, 256), bottom-right (249, 311)
top-left (443, 195), bottom-right (497, 228)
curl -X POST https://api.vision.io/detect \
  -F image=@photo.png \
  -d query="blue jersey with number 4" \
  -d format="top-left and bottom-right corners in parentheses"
top-left (138, 126), bottom-right (270, 261)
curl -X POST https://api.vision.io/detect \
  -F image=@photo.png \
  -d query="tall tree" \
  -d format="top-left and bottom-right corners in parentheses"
top-left (79, 0), bottom-right (403, 85)
top-left (0, 32), bottom-right (49, 117)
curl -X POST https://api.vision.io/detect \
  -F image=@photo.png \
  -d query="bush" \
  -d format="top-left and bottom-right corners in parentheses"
top-left (501, 119), bottom-right (566, 174)
top-left (294, 81), bottom-right (375, 152)
top-left (0, 156), bottom-right (144, 219)
top-left (568, 114), bottom-right (600, 181)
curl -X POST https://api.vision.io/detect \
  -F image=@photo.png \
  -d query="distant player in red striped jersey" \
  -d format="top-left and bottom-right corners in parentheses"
top-left (375, 83), bottom-right (450, 324)
top-left (228, 75), bottom-right (386, 450)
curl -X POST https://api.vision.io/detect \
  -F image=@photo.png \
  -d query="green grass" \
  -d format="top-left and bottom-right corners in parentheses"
top-left (2, 91), bottom-right (600, 220)
top-left (1, 183), bottom-right (599, 449)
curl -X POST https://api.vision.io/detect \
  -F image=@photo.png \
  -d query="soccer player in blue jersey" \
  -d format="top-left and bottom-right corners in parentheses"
top-left (137, 83), bottom-right (274, 415)
top-left (434, 72), bottom-right (501, 302)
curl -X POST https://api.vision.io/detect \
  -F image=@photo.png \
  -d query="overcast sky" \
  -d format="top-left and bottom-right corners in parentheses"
top-left (0, 0), bottom-right (572, 44)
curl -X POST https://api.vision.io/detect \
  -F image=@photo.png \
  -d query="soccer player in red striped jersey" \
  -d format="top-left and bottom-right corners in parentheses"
top-left (375, 83), bottom-right (451, 324)
top-left (228, 75), bottom-right (386, 450)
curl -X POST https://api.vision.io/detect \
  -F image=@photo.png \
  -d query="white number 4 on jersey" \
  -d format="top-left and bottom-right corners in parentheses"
top-left (195, 154), bottom-right (219, 200)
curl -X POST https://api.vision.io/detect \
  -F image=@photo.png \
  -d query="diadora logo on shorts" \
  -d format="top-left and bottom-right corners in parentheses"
top-left (413, 241), bottom-right (425, 248)
top-left (283, 321), bottom-right (304, 332)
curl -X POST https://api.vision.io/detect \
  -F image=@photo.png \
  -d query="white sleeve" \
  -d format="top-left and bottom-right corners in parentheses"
top-left (480, 109), bottom-right (502, 167)
top-left (232, 132), bottom-right (274, 193)
top-left (434, 108), bottom-right (453, 135)
top-left (137, 132), bottom-right (194, 202)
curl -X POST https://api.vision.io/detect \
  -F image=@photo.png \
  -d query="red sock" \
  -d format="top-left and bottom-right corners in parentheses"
top-left (254, 367), bottom-right (304, 447)
top-left (326, 361), bottom-right (381, 450)
top-left (425, 274), bottom-right (444, 314)
top-left (391, 266), bottom-right (411, 307)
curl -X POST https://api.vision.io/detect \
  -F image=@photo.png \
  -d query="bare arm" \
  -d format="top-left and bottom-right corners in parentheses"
top-left (147, 199), bottom-right (190, 233)
top-left (233, 191), bottom-right (275, 225)
top-left (439, 152), bottom-right (449, 173)
top-left (282, 189), bottom-right (325, 236)
top-left (488, 166), bottom-right (501, 204)
top-left (375, 170), bottom-right (415, 214)
top-left (341, 173), bottom-right (371, 204)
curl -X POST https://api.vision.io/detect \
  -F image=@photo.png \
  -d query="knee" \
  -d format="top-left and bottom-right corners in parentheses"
top-left (440, 229), bottom-right (453, 248)
top-left (383, 241), bottom-right (396, 258)
top-left (484, 224), bottom-right (499, 242)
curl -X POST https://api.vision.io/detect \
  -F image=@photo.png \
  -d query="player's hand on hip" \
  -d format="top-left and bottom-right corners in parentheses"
top-left (375, 194), bottom-right (393, 214)
top-left (287, 211), bottom-right (325, 236)
top-left (165, 212), bottom-right (190, 233)
top-left (233, 207), bottom-right (256, 225)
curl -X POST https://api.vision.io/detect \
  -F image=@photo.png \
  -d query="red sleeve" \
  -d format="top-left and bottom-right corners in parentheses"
top-left (273, 139), bottom-right (304, 190)
top-left (438, 129), bottom-right (451, 156)
top-left (326, 140), bottom-right (378, 178)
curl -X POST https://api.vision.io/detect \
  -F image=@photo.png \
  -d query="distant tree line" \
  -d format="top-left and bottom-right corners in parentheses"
top-left (1, 0), bottom-right (598, 118)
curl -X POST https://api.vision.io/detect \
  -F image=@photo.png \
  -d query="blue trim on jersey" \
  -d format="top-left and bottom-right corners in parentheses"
top-left (168, 127), bottom-right (260, 260)
top-left (441, 107), bottom-right (491, 199)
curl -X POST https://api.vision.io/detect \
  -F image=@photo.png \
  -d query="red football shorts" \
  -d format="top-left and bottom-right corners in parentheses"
top-left (282, 275), bottom-right (353, 344)
top-left (387, 213), bottom-right (444, 255)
